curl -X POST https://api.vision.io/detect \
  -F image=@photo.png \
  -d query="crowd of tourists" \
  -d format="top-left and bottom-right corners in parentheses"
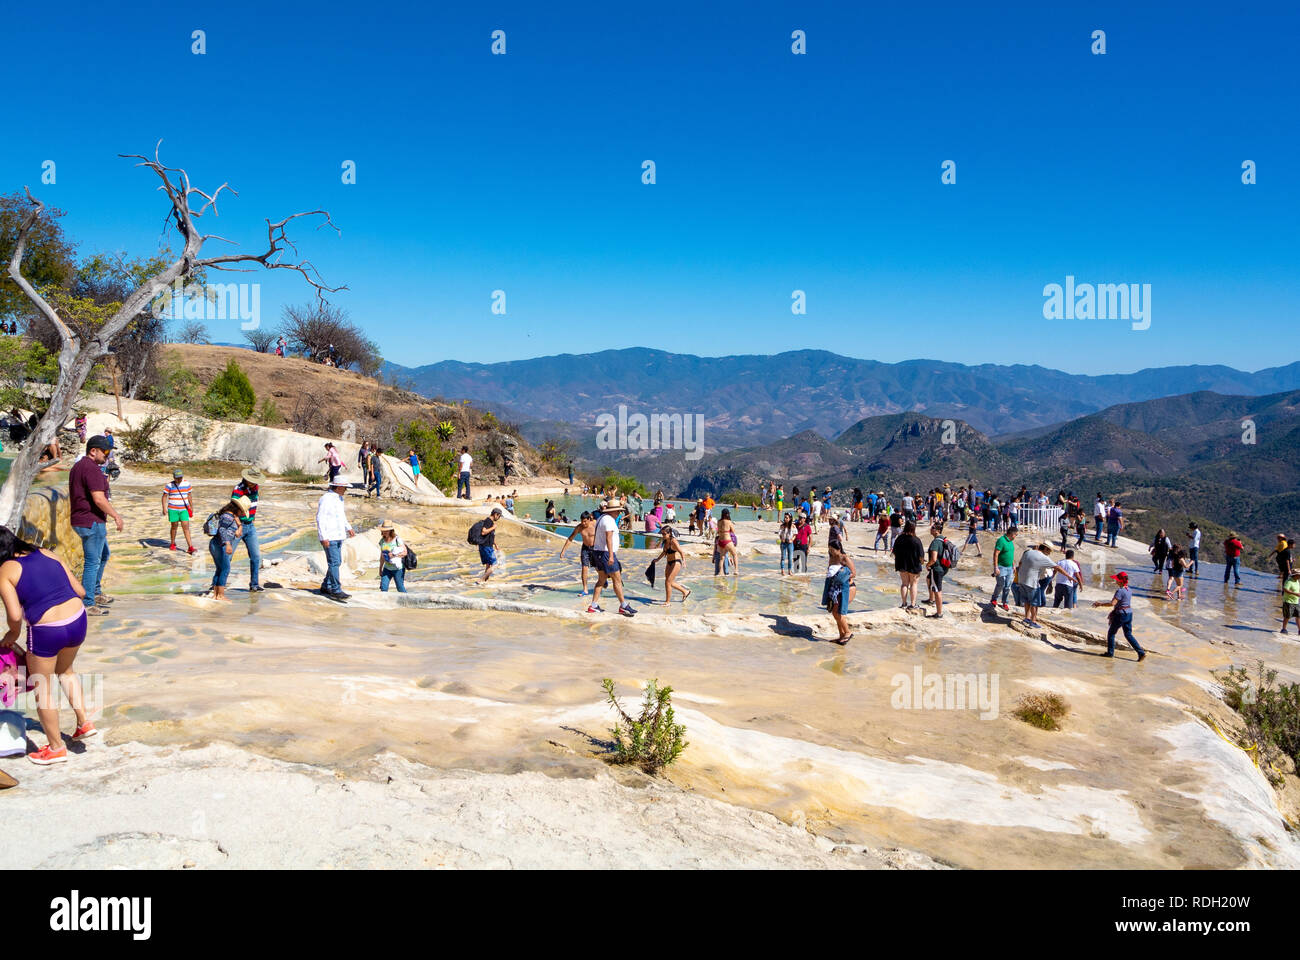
top-left (4, 424), bottom-right (1297, 783)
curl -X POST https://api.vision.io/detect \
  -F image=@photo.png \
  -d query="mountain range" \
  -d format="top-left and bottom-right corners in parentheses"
top-left (382, 349), bottom-right (1300, 453)
top-left (612, 389), bottom-right (1300, 563)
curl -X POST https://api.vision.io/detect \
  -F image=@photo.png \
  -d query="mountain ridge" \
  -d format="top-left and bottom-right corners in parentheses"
top-left (382, 349), bottom-right (1300, 451)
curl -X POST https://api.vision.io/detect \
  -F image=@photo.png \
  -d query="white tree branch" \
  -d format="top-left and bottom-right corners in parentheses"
top-left (4, 188), bottom-right (78, 354)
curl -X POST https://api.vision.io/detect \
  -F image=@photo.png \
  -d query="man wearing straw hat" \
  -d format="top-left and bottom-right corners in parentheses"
top-left (231, 466), bottom-right (267, 592)
top-left (316, 472), bottom-right (356, 601)
top-left (588, 498), bottom-right (636, 617)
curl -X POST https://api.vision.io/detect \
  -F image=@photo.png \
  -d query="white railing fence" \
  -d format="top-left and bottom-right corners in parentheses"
top-left (1011, 502), bottom-right (1064, 532)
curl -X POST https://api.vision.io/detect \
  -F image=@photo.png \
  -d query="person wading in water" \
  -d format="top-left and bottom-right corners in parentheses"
top-left (650, 526), bottom-right (690, 604)
top-left (559, 511), bottom-right (597, 597)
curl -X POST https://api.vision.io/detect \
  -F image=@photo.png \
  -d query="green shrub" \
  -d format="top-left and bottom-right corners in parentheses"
top-left (1214, 660), bottom-right (1300, 780)
top-left (202, 359), bottom-right (256, 421)
top-left (277, 467), bottom-right (315, 484)
top-left (592, 469), bottom-right (647, 497)
top-left (435, 420), bottom-right (455, 442)
top-left (255, 398), bottom-right (282, 426)
top-left (392, 420), bottom-right (456, 494)
top-left (116, 413), bottom-right (172, 462)
top-left (720, 490), bottom-right (761, 507)
top-left (601, 678), bottom-right (688, 775)
top-left (149, 358), bottom-right (203, 412)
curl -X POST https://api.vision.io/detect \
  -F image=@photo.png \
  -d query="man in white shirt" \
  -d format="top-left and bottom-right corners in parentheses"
top-left (456, 446), bottom-right (473, 499)
top-left (316, 474), bottom-right (356, 600)
top-left (1051, 548), bottom-right (1083, 609)
top-left (810, 496), bottom-right (823, 531)
top-left (1187, 523), bottom-right (1201, 577)
top-left (1093, 496), bottom-right (1106, 542)
top-left (588, 500), bottom-right (635, 617)
top-left (1014, 542), bottom-right (1056, 628)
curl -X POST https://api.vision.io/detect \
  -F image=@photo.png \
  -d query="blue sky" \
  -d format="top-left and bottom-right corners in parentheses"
top-left (3, 1), bottom-right (1295, 374)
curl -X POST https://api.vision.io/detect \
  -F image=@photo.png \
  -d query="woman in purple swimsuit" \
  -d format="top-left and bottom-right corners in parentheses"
top-left (0, 527), bottom-right (97, 766)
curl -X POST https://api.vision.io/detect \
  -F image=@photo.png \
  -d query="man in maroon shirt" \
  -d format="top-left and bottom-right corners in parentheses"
top-left (68, 436), bottom-right (124, 614)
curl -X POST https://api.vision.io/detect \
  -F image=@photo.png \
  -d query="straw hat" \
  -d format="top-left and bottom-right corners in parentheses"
top-left (241, 467), bottom-right (266, 484)
top-left (379, 520), bottom-right (396, 533)
top-left (231, 495), bottom-right (253, 514)
top-left (329, 472), bottom-right (354, 489)
top-left (599, 499), bottom-right (623, 513)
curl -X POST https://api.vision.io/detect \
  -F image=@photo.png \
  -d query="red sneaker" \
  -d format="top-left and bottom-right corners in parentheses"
top-left (187, 546), bottom-right (197, 555)
top-left (72, 722), bottom-right (98, 740)
top-left (28, 744), bottom-right (67, 765)
top-left (169, 543), bottom-right (177, 551)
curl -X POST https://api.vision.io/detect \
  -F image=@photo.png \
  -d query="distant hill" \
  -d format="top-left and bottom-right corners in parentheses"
top-left (383, 349), bottom-right (1300, 452)
top-left (161, 345), bottom-right (547, 486)
top-left (622, 413), bottom-right (1014, 501)
top-left (618, 388), bottom-right (1300, 565)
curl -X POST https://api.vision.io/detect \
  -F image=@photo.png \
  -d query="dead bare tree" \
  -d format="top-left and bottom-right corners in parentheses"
top-left (0, 142), bottom-right (345, 527)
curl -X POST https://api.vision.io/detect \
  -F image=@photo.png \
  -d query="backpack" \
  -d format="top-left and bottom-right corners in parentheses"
top-left (467, 520), bottom-right (486, 545)
top-left (402, 547), bottom-right (417, 571)
top-left (940, 538), bottom-right (960, 569)
top-left (203, 512), bottom-right (221, 537)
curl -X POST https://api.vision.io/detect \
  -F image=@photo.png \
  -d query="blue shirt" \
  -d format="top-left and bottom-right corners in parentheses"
top-left (1113, 586), bottom-right (1132, 611)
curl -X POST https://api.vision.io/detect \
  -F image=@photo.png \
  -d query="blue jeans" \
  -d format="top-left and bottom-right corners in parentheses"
top-left (1106, 610), bottom-right (1144, 656)
top-left (457, 471), bottom-right (471, 499)
top-left (237, 521), bottom-right (261, 587)
top-left (73, 522), bottom-right (109, 607)
top-left (1106, 523), bottom-right (1119, 547)
top-left (780, 542), bottom-right (794, 572)
top-left (209, 539), bottom-right (232, 587)
top-left (369, 471), bottom-right (382, 499)
top-left (380, 566), bottom-right (406, 592)
top-left (1052, 583), bottom-right (1077, 608)
top-left (321, 540), bottom-right (343, 593)
top-left (1189, 546), bottom-right (1199, 574)
top-left (1223, 557), bottom-right (1241, 584)
top-left (993, 565), bottom-right (1013, 605)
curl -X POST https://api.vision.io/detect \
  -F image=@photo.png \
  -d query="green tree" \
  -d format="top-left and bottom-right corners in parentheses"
top-left (0, 191), bottom-right (77, 323)
top-left (202, 358), bottom-right (256, 420)
top-left (0, 336), bottom-right (59, 415)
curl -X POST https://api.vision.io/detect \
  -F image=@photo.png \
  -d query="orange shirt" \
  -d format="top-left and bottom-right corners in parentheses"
top-left (703, 497), bottom-right (715, 510)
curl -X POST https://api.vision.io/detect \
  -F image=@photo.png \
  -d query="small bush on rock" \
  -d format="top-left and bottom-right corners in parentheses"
top-left (601, 678), bottom-right (688, 775)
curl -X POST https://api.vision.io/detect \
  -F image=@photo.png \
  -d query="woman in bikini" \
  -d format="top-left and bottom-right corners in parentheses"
top-left (0, 526), bottom-right (97, 765)
top-left (652, 527), bottom-right (690, 603)
top-left (715, 508), bottom-right (739, 576)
